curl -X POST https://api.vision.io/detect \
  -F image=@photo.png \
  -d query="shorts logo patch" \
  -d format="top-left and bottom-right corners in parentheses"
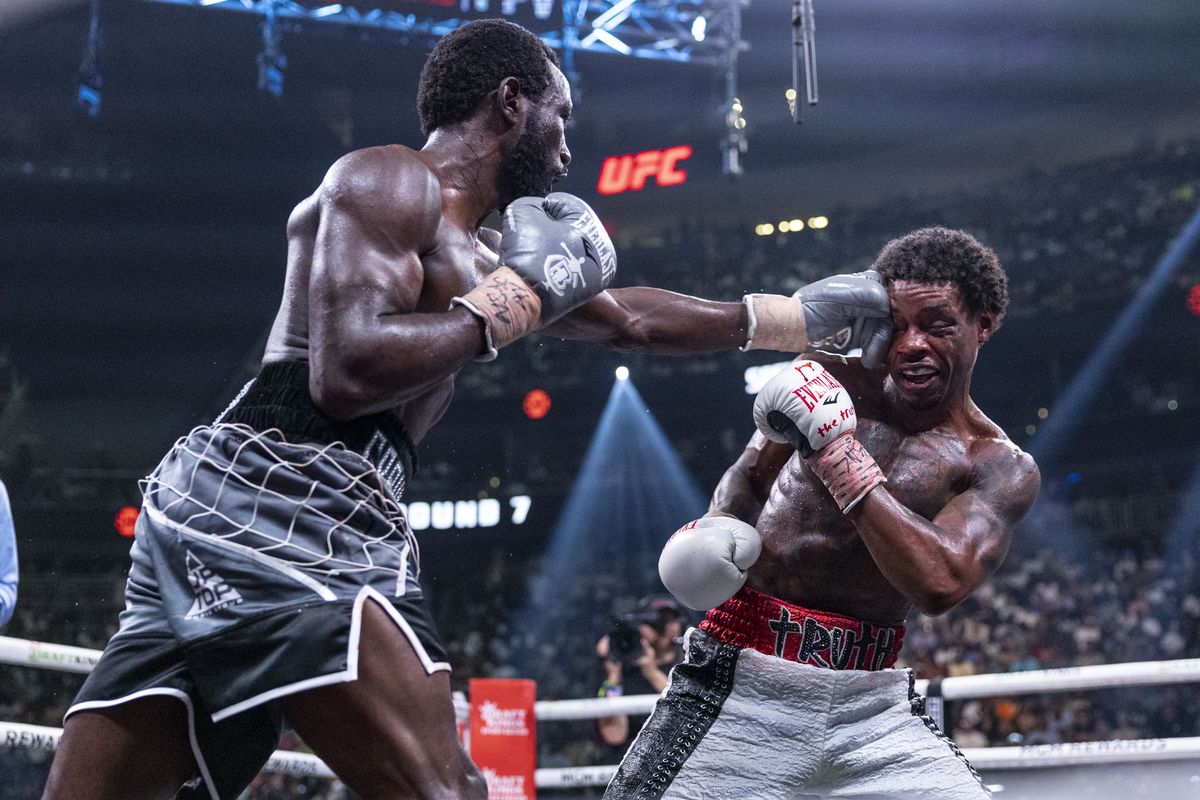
top-left (185, 550), bottom-right (244, 619)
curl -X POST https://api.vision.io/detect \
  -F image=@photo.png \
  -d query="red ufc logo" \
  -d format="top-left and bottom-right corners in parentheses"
top-left (597, 145), bottom-right (693, 195)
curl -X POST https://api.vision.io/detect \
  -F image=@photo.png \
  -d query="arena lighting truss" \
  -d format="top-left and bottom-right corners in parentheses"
top-left (94, 0), bottom-right (750, 173)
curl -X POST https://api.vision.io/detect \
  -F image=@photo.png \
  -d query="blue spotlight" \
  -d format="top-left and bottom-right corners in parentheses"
top-left (1031, 206), bottom-right (1200, 466)
top-left (514, 376), bottom-right (707, 667)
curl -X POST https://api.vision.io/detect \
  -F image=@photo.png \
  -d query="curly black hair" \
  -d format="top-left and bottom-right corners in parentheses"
top-left (417, 19), bottom-right (560, 137)
top-left (872, 226), bottom-right (1009, 328)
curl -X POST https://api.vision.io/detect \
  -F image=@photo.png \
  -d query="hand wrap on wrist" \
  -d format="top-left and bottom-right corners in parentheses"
top-left (807, 434), bottom-right (887, 513)
top-left (741, 294), bottom-right (808, 352)
top-left (450, 266), bottom-right (542, 361)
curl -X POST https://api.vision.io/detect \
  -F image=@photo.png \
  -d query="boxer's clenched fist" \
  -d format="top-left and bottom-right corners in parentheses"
top-left (659, 516), bottom-right (762, 611)
top-left (743, 270), bottom-right (892, 368)
top-left (501, 192), bottom-right (617, 323)
top-left (452, 193), bottom-right (617, 359)
top-left (753, 359), bottom-right (859, 456)
top-left (754, 359), bottom-right (886, 513)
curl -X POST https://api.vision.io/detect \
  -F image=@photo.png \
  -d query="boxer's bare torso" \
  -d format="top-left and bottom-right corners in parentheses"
top-left (260, 142), bottom-right (750, 444)
top-left (263, 145), bottom-right (508, 443)
top-left (745, 356), bottom-right (1024, 623)
top-left (714, 280), bottom-right (1040, 624)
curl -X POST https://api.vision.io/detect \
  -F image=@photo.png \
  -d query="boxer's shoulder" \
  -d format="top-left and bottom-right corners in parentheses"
top-left (319, 145), bottom-right (443, 233)
top-left (962, 413), bottom-right (1039, 496)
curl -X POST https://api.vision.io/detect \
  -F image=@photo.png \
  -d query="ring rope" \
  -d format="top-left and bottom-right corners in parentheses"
top-left (6, 636), bottom-right (1200, 787)
top-left (4, 721), bottom-right (1199, 787)
top-left (8, 636), bottom-right (1198, 709)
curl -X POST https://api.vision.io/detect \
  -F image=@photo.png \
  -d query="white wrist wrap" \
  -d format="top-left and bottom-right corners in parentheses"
top-left (741, 294), bottom-right (808, 352)
top-left (807, 434), bottom-right (887, 513)
top-left (450, 266), bottom-right (542, 361)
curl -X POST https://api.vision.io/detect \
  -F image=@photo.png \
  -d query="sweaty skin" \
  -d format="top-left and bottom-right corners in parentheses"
top-left (263, 69), bottom-right (748, 442)
top-left (712, 281), bottom-right (1040, 624)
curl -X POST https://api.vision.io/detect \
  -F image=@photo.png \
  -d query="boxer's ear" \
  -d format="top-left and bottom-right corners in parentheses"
top-left (495, 76), bottom-right (525, 132)
top-left (976, 310), bottom-right (995, 345)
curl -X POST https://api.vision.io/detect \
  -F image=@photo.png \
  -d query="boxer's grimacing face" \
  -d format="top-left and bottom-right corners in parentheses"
top-left (497, 63), bottom-right (573, 206)
top-left (884, 280), bottom-right (994, 410)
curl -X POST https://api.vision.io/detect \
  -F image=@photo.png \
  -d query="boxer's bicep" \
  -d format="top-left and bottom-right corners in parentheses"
top-left (307, 152), bottom-right (443, 416)
top-left (310, 155), bottom-right (438, 331)
top-left (932, 445), bottom-right (1040, 584)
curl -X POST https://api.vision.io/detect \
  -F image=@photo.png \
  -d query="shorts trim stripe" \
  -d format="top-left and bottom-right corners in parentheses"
top-left (358, 585), bottom-right (451, 676)
top-left (208, 586), bottom-right (450, 723)
top-left (907, 671), bottom-right (990, 795)
top-left (606, 629), bottom-right (740, 799)
top-left (141, 501), bottom-right (337, 601)
top-left (66, 687), bottom-right (220, 800)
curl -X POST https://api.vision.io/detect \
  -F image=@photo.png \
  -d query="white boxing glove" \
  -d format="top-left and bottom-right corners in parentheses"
top-left (658, 516), bottom-right (762, 611)
top-left (753, 359), bottom-right (858, 457)
top-left (753, 359), bottom-right (887, 513)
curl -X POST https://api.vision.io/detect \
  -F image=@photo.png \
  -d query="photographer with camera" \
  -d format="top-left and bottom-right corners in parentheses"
top-left (594, 595), bottom-right (685, 748)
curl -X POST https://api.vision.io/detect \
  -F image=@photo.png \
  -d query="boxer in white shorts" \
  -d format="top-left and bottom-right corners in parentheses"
top-left (610, 227), bottom-right (1041, 800)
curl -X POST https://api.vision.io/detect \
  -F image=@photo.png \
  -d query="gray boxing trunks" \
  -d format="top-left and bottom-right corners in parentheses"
top-left (67, 361), bottom-right (448, 800)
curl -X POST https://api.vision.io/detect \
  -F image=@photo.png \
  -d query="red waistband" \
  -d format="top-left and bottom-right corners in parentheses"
top-left (699, 587), bottom-right (905, 671)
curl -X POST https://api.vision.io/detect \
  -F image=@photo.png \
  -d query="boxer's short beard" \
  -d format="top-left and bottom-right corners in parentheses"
top-left (499, 116), bottom-right (554, 207)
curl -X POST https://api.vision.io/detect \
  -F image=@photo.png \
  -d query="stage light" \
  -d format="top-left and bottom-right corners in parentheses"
top-left (512, 374), bottom-right (707, 672)
top-left (312, 4), bottom-right (342, 16)
top-left (1168, 399), bottom-right (1179, 411)
top-left (615, 365), bottom-right (629, 381)
top-left (489, 476), bottom-right (501, 488)
top-left (501, 0), bottom-right (517, 14)
top-left (533, 0), bottom-right (554, 19)
top-left (779, 220), bottom-right (791, 233)
top-left (1037, 407), bottom-right (1049, 419)
top-left (808, 215), bottom-right (829, 229)
top-left (473, 0), bottom-right (489, 12)
top-left (755, 223), bottom-right (775, 236)
top-left (1188, 284), bottom-right (1200, 316)
top-left (114, 506), bottom-right (139, 538)
top-left (523, 389), bottom-right (551, 419)
top-left (789, 218), bottom-right (804, 231)
top-left (691, 14), bottom-right (706, 41)
top-left (1025, 424), bottom-right (1036, 435)
top-left (786, 88), bottom-right (797, 102)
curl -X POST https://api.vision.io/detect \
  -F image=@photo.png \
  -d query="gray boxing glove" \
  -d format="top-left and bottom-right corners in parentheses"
top-left (798, 270), bottom-right (892, 369)
top-left (743, 270), bottom-right (892, 369)
top-left (499, 193), bottom-right (618, 324)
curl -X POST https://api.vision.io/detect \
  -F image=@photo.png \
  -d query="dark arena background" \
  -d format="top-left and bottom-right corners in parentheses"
top-left (2, 1), bottom-right (1200, 798)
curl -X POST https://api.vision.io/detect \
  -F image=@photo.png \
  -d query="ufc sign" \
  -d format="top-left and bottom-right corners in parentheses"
top-left (597, 145), bottom-right (693, 195)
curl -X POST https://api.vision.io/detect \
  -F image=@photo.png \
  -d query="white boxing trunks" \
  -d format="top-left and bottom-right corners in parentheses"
top-left (604, 588), bottom-right (988, 800)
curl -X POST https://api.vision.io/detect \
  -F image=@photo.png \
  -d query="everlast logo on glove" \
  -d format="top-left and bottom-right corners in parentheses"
top-left (790, 363), bottom-right (842, 412)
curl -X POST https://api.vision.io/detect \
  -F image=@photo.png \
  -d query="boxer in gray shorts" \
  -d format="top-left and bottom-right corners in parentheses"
top-left (43, 19), bottom-right (896, 800)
